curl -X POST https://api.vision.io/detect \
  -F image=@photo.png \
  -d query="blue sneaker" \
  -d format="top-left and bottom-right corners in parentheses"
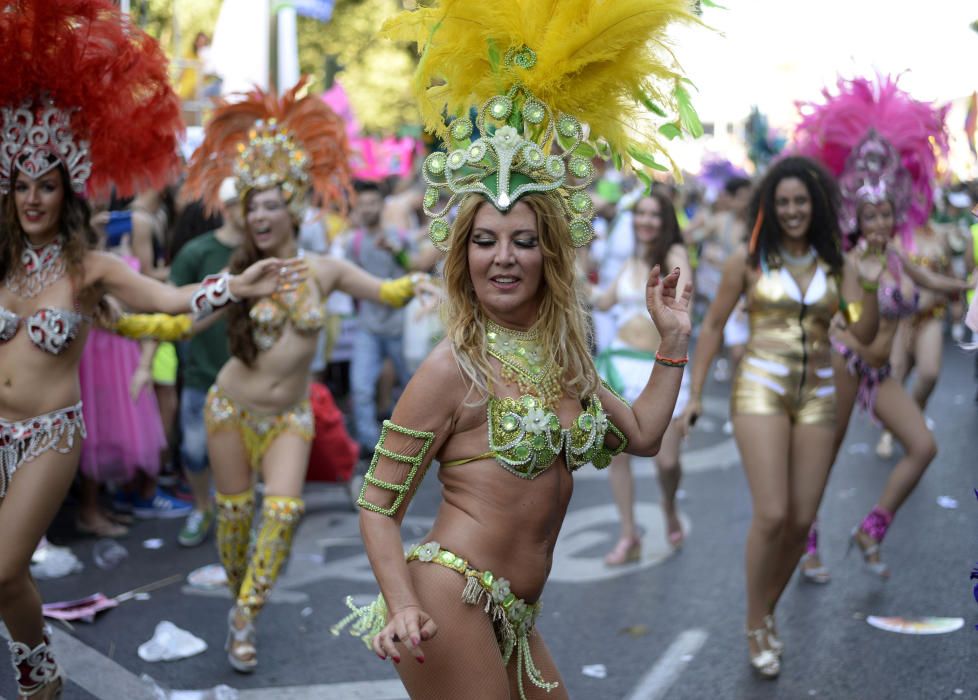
top-left (132, 489), bottom-right (194, 519)
top-left (112, 490), bottom-right (134, 514)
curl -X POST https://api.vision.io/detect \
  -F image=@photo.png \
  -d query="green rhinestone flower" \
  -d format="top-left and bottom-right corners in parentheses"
top-left (426, 152), bottom-right (447, 175)
top-left (423, 187), bottom-right (438, 209)
top-left (428, 218), bottom-right (451, 243)
top-left (488, 96), bottom-right (512, 120)
top-left (570, 191), bottom-right (593, 215)
top-left (545, 156), bottom-right (564, 178)
top-left (467, 141), bottom-right (487, 163)
top-left (509, 45), bottom-right (537, 70)
top-left (447, 149), bottom-right (467, 170)
top-left (521, 143), bottom-right (545, 169)
top-left (557, 115), bottom-right (579, 138)
top-left (569, 157), bottom-right (592, 179)
top-left (450, 118), bottom-right (473, 141)
top-left (569, 219), bottom-right (594, 246)
top-left (522, 99), bottom-right (546, 125)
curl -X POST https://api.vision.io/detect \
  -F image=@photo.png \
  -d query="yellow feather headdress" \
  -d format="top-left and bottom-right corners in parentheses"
top-left (383, 0), bottom-right (702, 250)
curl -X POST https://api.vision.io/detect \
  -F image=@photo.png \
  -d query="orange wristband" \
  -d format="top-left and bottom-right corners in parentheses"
top-left (654, 352), bottom-right (688, 368)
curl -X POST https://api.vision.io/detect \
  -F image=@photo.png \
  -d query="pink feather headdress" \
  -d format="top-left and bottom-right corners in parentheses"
top-left (793, 75), bottom-right (948, 248)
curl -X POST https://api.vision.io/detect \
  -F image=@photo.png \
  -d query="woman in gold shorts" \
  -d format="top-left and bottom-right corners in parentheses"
top-left (683, 156), bottom-right (884, 678)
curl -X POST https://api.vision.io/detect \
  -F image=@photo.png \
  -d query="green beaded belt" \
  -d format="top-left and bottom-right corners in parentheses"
top-left (332, 542), bottom-right (558, 700)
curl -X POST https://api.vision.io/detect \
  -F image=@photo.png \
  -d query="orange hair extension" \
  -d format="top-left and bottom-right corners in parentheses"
top-left (748, 209), bottom-right (764, 255)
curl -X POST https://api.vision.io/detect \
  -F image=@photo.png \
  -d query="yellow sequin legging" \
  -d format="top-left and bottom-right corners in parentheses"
top-left (215, 491), bottom-right (305, 621)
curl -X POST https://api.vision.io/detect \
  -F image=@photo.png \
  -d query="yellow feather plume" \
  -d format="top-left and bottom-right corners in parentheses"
top-left (382, 0), bottom-right (701, 174)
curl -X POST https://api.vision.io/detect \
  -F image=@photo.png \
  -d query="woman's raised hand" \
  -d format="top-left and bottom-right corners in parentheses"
top-left (372, 604), bottom-right (437, 665)
top-left (854, 236), bottom-right (887, 286)
top-left (230, 258), bottom-right (307, 299)
top-left (645, 265), bottom-right (693, 342)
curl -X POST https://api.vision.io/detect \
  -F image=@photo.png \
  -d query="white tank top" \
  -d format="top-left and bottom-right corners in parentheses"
top-left (613, 259), bottom-right (649, 326)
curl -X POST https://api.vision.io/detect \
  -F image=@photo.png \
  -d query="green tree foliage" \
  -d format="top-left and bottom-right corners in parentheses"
top-left (297, 0), bottom-right (419, 134)
top-left (131, 0), bottom-right (222, 59)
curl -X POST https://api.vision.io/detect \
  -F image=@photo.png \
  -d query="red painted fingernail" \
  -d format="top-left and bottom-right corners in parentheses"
top-left (377, 653), bottom-right (386, 660)
top-left (417, 656), bottom-right (425, 664)
top-left (393, 656), bottom-right (401, 664)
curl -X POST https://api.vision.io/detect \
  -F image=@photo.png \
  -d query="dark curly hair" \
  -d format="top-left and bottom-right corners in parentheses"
top-left (1, 165), bottom-right (99, 287)
top-left (746, 156), bottom-right (843, 274)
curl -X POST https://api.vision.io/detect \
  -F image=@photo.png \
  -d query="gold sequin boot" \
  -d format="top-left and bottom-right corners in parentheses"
top-left (215, 489), bottom-right (256, 598)
top-left (236, 496), bottom-right (305, 621)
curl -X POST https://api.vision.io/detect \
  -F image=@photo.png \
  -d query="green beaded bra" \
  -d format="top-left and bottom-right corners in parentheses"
top-left (442, 322), bottom-right (626, 478)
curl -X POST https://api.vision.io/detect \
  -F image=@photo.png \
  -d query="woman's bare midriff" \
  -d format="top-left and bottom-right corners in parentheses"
top-left (838, 318), bottom-right (899, 368)
top-left (0, 330), bottom-right (88, 417)
top-left (215, 326), bottom-right (319, 412)
top-left (0, 277), bottom-right (91, 418)
top-left (616, 315), bottom-right (659, 351)
top-left (428, 388), bottom-right (582, 602)
top-left (427, 458), bottom-right (573, 603)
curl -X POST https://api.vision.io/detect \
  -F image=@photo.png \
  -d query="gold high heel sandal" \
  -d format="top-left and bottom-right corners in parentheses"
top-left (226, 607), bottom-right (258, 673)
top-left (603, 536), bottom-right (641, 566)
top-left (798, 552), bottom-right (831, 584)
top-left (847, 528), bottom-right (890, 579)
top-left (763, 614), bottom-right (783, 658)
top-left (745, 627), bottom-right (780, 679)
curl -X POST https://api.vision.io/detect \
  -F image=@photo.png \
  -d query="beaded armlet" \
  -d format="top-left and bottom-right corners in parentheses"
top-left (358, 420), bottom-right (435, 517)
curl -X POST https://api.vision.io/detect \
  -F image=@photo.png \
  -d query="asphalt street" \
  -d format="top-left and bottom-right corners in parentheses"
top-left (2, 344), bottom-right (977, 700)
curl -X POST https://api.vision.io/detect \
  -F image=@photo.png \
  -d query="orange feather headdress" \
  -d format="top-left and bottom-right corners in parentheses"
top-left (184, 79), bottom-right (352, 219)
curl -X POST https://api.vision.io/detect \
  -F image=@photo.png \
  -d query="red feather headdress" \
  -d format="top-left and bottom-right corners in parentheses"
top-left (0, 0), bottom-right (183, 198)
top-left (184, 79), bottom-right (352, 219)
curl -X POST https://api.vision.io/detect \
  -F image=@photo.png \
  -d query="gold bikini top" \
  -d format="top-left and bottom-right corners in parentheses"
top-left (908, 252), bottom-right (948, 271)
top-left (746, 261), bottom-right (840, 363)
top-left (249, 279), bottom-right (327, 351)
top-left (442, 392), bottom-right (626, 478)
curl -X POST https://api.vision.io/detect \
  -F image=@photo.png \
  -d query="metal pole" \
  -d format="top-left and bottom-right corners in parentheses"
top-left (277, 6), bottom-right (300, 94)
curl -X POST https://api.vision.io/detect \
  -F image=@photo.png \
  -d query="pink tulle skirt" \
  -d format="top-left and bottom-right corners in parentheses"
top-left (78, 328), bottom-right (166, 482)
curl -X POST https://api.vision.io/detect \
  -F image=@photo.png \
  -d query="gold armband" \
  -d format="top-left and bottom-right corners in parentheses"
top-left (378, 273), bottom-right (422, 308)
top-left (358, 420), bottom-right (435, 517)
top-left (843, 300), bottom-right (863, 325)
top-left (113, 313), bottom-right (192, 341)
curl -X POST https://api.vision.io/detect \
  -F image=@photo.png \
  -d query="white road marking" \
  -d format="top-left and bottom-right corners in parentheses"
top-left (3, 620), bottom-right (411, 700)
top-left (0, 623), bottom-right (157, 699)
top-left (238, 680), bottom-right (408, 699)
top-left (550, 503), bottom-right (689, 582)
top-left (624, 628), bottom-right (709, 700)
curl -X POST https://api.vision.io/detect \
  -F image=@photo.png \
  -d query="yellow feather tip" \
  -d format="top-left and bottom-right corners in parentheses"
top-left (382, 0), bottom-right (703, 175)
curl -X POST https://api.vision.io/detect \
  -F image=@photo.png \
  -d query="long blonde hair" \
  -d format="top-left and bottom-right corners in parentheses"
top-left (441, 193), bottom-right (599, 404)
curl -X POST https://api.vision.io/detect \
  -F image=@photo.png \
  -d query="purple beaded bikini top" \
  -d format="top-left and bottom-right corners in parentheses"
top-left (877, 253), bottom-right (918, 320)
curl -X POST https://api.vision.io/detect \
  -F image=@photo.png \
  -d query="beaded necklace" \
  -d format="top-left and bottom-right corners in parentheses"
top-left (778, 245), bottom-right (816, 269)
top-left (6, 237), bottom-right (67, 299)
top-left (485, 320), bottom-right (563, 408)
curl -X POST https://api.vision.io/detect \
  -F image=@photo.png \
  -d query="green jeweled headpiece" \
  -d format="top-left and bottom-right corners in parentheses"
top-left (384, 0), bottom-right (705, 252)
top-left (422, 76), bottom-right (598, 251)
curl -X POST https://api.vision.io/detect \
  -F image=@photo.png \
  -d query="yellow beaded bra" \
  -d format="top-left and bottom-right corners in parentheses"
top-left (249, 278), bottom-right (327, 351)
